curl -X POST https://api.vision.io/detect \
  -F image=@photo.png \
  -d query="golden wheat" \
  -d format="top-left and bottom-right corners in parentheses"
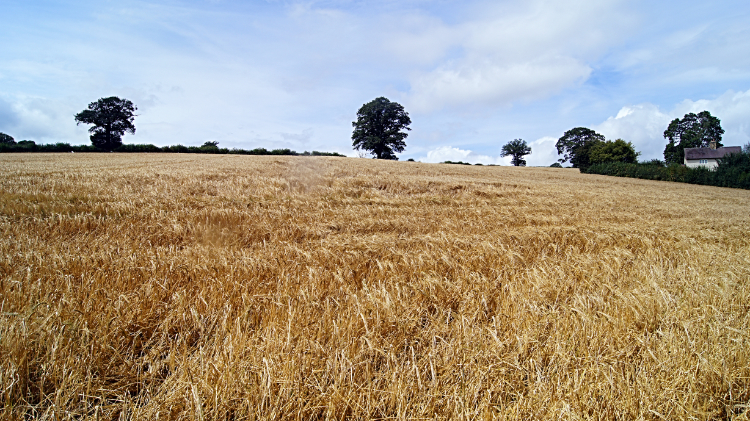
top-left (1, 153), bottom-right (749, 420)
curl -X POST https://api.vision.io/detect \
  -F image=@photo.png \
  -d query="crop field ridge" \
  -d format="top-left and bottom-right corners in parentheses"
top-left (1, 153), bottom-right (749, 420)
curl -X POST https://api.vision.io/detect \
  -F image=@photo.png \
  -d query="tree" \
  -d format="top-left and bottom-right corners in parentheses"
top-left (202, 141), bottom-right (219, 148)
top-left (352, 97), bottom-right (411, 160)
top-left (663, 111), bottom-right (724, 165)
top-left (500, 138), bottom-right (532, 166)
top-left (589, 139), bottom-right (640, 164)
top-left (16, 140), bottom-right (36, 150)
top-left (0, 132), bottom-right (15, 144)
top-left (555, 127), bottom-right (605, 171)
top-left (75, 97), bottom-right (137, 151)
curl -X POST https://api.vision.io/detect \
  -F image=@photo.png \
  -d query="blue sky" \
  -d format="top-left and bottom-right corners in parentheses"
top-left (1, 0), bottom-right (749, 165)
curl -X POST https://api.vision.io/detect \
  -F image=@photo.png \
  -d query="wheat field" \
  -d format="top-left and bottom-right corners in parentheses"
top-left (1, 153), bottom-right (749, 420)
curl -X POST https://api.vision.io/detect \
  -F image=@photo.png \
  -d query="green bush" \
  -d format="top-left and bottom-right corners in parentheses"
top-left (589, 139), bottom-right (639, 164)
top-left (115, 144), bottom-right (162, 153)
top-left (163, 144), bottom-right (190, 153)
top-left (715, 152), bottom-right (750, 189)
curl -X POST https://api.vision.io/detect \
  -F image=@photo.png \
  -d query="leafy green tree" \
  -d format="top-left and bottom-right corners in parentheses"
top-left (663, 111), bottom-right (724, 165)
top-left (202, 141), bottom-right (219, 148)
top-left (550, 162), bottom-right (563, 168)
top-left (500, 138), bottom-right (532, 166)
top-left (589, 139), bottom-right (640, 164)
top-left (0, 132), bottom-right (15, 144)
top-left (75, 97), bottom-right (137, 151)
top-left (16, 140), bottom-right (37, 150)
top-left (642, 159), bottom-right (666, 167)
top-left (352, 97), bottom-right (411, 160)
top-left (555, 127), bottom-right (605, 170)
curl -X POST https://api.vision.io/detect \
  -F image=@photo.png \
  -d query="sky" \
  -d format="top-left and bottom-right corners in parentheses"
top-left (1, 0), bottom-right (749, 165)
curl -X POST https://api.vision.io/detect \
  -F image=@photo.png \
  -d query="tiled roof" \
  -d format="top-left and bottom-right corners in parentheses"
top-left (684, 146), bottom-right (742, 160)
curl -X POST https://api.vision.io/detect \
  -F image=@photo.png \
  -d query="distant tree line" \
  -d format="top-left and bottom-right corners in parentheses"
top-left (440, 161), bottom-right (498, 166)
top-left (0, 136), bottom-right (344, 156)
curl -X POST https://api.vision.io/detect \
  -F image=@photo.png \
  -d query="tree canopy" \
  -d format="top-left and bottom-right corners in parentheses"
top-left (555, 127), bottom-right (606, 171)
top-left (0, 132), bottom-right (16, 145)
top-left (0, 132), bottom-right (15, 144)
top-left (352, 97), bottom-right (411, 160)
top-left (75, 97), bottom-right (137, 151)
top-left (663, 111), bottom-right (724, 165)
top-left (589, 139), bottom-right (639, 164)
top-left (500, 139), bottom-right (532, 166)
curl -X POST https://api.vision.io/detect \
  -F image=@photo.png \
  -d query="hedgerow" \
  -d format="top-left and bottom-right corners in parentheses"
top-left (585, 153), bottom-right (750, 190)
top-left (0, 141), bottom-right (345, 156)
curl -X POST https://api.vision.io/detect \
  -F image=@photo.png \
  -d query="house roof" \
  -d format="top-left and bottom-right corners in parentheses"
top-left (684, 146), bottom-right (742, 160)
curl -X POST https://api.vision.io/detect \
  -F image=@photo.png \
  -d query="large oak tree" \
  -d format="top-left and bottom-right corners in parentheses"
top-left (501, 138), bottom-right (532, 166)
top-left (352, 97), bottom-right (411, 160)
top-left (75, 97), bottom-right (137, 151)
top-left (555, 127), bottom-right (605, 171)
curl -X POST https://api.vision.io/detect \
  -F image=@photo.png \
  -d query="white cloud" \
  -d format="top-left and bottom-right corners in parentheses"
top-left (525, 137), bottom-right (560, 167)
top-left (0, 96), bottom-right (19, 129)
top-left (409, 56), bottom-right (591, 113)
top-left (279, 128), bottom-right (314, 144)
top-left (382, 14), bottom-right (458, 66)
top-left (611, 16), bottom-right (750, 84)
top-left (0, 95), bottom-right (89, 143)
top-left (419, 146), bottom-right (508, 165)
top-left (593, 103), bottom-right (672, 160)
top-left (402, 0), bottom-right (633, 112)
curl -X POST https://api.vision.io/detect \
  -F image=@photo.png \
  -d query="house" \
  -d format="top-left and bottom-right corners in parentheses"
top-left (684, 141), bottom-right (742, 169)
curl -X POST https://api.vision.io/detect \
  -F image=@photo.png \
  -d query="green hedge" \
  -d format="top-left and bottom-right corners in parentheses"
top-left (0, 142), bottom-right (345, 157)
top-left (0, 142), bottom-right (99, 153)
top-left (585, 153), bottom-right (750, 190)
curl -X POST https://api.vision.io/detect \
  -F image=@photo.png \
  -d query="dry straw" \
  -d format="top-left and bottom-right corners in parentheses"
top-left (1, 153), bottom-right (749, 420)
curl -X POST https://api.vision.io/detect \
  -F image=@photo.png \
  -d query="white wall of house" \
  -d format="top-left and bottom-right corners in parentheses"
top-left (684, 158), bottom-right (718, 169)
